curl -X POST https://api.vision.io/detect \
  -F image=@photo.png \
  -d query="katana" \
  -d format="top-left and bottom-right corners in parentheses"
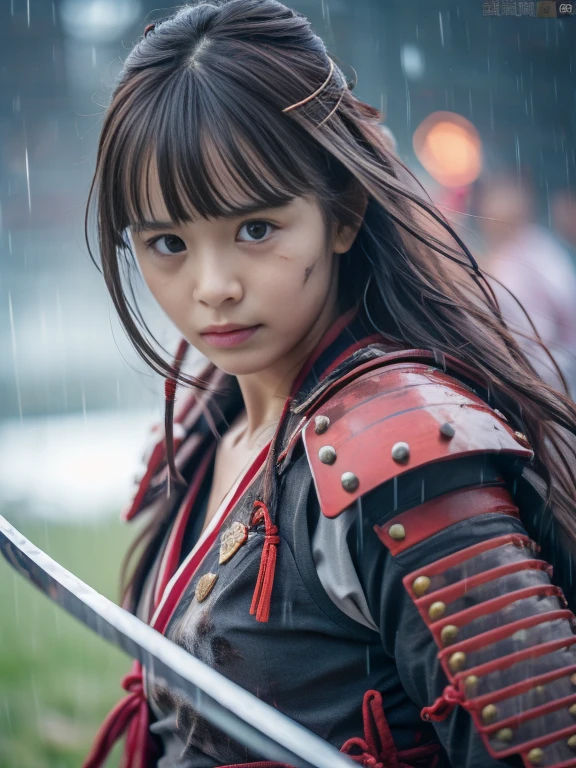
top-left (0, 515), bottom-right (355, 768)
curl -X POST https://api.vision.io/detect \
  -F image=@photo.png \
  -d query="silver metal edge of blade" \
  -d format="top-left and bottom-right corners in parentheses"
top-left (0, 516), bottom-right (356, 768)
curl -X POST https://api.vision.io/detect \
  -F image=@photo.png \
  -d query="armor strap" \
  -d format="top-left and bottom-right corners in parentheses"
top-left (373, 485), bottom-right (519, 556)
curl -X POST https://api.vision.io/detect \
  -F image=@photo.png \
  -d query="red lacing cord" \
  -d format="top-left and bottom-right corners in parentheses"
top-left (82, 660), bottom-right (158, 768)
top-left (341, 690), bottom-right (411, 768)
top-left (420, 685), bottom-right (465, 723)
top-left (250, 500), bottom-right (280, 623)
top-left (341, 690), bottom-right (442, 768)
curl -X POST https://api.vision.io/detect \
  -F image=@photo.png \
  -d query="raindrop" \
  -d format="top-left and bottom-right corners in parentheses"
top-left (30, 675), bottom-right (41, 726)
top-left (11, 569), bottom-right (20, 625)
top-left (8, 291), bottom-right (23, 423)
top-left (356, 498), bottom-right (364, 555)
top-left (438, 11), bottom-right (445, 48)
top-left (24, 146), bottom-right (32, 214)
top-left (3, 699), bottom-right (13, 734)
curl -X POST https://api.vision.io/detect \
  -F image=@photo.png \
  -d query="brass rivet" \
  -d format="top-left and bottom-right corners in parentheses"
top-left (464, 675), bottom-right (479, 692)
top-left (195, 572), bottom-right (218, 603)
top-left (569, 735), bottom-right (576, 750)
top-left (391, 442), bottom-right (410, 462)
top-left (441, 624), bottom-right (459, 646)
top-left (341, 471), bottom-right (359, 493)
top-left (318, 445), bottom-right (337, 465)
top-left (569, 704), bottom-right (576, 717)
top-left (534, 684), bottom-right (546, 695)
top-left (388, 523), bottom-right (406, 541)
top-left (439, 422), bottom-right (455, 439)
top-left (527, 749), bottom-right (544, 765)
top-left (448, 652), bottom-right (467, 673)
top-left (481, 704), bottom-right (498, 725)
top-left (428, 601), bottom-right (446, 621)
top-left (571, 673), bottom-right (576, 687)
top-left (412, 576), bottom-right (431, 597)
top-left (314, 415), bottom-right (330, 434)
top-left (495, 728), bottom-right (514, 743)
top-left (219, 521), bottom-right (249, 565)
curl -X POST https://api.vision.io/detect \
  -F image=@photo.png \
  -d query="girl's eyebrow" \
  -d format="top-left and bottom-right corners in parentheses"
top-left (130, 202), bottom-right (292, 234)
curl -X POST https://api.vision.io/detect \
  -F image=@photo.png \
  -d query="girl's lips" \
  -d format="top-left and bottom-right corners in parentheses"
top-left (200, 325), bottom-right (261, 348)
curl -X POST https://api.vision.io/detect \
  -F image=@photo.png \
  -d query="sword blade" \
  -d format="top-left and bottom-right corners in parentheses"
top-left (0, 515), bottom-right (355, 768)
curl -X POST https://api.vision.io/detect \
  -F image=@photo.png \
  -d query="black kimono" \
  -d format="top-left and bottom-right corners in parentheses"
top-left (86, 308), bottom-right (576, 768)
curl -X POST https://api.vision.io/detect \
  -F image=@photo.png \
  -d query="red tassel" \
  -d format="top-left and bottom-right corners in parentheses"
top-left (83, 660), bottom-right (158, 768)
top-left (250, 500), bottom-right (280, 623)
top-left (420, 685), bottom-right (464, 722)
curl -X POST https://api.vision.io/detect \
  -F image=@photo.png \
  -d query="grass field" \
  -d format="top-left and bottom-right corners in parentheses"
top-left (0, 514), bottom-right (138, 768)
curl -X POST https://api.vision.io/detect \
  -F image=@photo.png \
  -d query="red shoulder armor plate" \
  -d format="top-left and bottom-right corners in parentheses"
top-left (302, 361), bottom-right (533, 519)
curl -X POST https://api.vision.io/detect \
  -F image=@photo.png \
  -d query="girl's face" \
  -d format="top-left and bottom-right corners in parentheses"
top-left (129, 163), bottom-right (360, 380)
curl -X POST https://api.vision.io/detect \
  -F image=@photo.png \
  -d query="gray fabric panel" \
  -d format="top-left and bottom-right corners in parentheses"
top-left (311, 501), bottom-right (379, 632)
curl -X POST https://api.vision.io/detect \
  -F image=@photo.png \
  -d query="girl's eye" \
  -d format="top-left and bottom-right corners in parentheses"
top-left (145, 234), bottom-right (186, 257)
top-left (237, 220), bottom-right (277, 243)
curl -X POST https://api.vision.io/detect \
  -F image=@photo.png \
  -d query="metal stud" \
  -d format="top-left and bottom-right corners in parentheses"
top-left (428, 602), bottom-right (446, 621)
top-left (514, 431), bottom-right (529, 443)
top-left (388, 523), bottom-right (406, 541)
top-left (318, 445), bottom-right (337, 465)
top-left (448, 651), bottom-right (467, 673)
top-left (341, 472), bottom-right (359, 493)
top-left (195, 572), bottom-right (218, 603)
top-left (495, 728), bottom-right (514, 743)
top-left (571, 673), bottom-right (576, 687)
top-left (464, 675), bottom-right (479, 693)
top-left (527, 749), bottom-right (544, 765)
top-left (439, 422), bottom-right (455, 439)
top-left (391, 442), bottom-right (410, 462)
top-left (569, 704), bottom-right (576, 717)
top-left (412, 576), bottom-right (431, 597)
top-left (314, 415), bottom-right (330, 435)
top-left (534, 685), bottom-right (546, 696)
top-left (441, 624), bottom-right (459, 646)
top-left (481, 704), bottom-right (498, 725)
top-left (568, 735), bottom-right (576, 750)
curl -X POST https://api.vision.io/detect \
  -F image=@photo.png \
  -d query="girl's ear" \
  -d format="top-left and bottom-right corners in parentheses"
top-left (332, 186), bottom-right (369, 254)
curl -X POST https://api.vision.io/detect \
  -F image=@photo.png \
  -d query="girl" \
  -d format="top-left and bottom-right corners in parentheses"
top-left (83, 2), bottom-right (576, 767)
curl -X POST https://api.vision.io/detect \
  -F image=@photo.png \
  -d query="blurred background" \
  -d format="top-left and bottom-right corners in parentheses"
top-left (0, 0), bottom-right (575, 765)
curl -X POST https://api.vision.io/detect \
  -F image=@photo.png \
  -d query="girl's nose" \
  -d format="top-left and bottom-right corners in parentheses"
top-left (191, 253), bottom-right (243, 308)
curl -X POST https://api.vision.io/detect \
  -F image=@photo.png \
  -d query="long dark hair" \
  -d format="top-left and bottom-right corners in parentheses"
top-left (85, 0), bottom-right (576, 607)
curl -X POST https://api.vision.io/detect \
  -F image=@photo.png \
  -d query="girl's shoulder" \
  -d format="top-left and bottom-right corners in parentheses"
top-left (301, 349), bottom-right (532, 523)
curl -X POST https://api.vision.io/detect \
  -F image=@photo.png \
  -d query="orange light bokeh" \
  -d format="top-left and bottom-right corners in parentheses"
top-left (413, 111), bottom-right (482, 187)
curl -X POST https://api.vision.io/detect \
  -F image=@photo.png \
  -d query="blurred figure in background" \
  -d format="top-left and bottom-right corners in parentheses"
top-left (476, 174), bottom-right (576, 396)
top-left (552, 188), bottom-right (576, 260)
